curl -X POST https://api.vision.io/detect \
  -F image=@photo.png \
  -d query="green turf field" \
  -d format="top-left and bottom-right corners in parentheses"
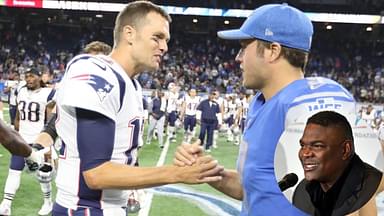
top-left (0, 104), bottom-right (240, 215)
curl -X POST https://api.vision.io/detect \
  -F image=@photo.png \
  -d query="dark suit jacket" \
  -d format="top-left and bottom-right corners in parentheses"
top-left (293, 154), bottom-right (382, 216)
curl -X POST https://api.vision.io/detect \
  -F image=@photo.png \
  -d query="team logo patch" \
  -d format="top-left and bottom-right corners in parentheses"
top-left (71, 74), bottom-right (114, 101)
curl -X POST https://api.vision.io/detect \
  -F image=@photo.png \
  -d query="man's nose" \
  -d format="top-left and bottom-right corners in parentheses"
top-left (159, 40), bottom-right (168, 54)
top-left (300, 146), bottom-right (313, 158)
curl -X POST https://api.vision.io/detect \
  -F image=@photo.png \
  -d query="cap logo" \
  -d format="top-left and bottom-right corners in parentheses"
top-left (265, 28), bottom-right (274, 36)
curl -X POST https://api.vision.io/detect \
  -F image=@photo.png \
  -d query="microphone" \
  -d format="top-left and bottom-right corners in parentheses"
top-left (278, 173), bottom-right (298, 192)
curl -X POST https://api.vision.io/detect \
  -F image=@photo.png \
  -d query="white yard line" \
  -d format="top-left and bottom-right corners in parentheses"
top-left (150, 185), bottom-right (241, 216)
top-left (138, 138), bottom-right (171, 216)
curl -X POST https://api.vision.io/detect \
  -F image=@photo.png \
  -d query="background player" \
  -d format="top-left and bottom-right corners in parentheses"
top-left (4, 71), bottom-right (24, 126)
top-left (146, 89), bottom-right (166, 148)
top-left (0, 67), bottom-right (55, 216)
top-left (180, 88), bottom-right (200, 143)
top-left (223, 94), bottom-right (238, 143)
top-left (165, 82), bottom-right (180, 143)
top-left (212, 90), bottom-right (224, 149)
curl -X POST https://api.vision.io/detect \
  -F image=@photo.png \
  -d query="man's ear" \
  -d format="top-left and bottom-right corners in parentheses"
top-left (267, 42), bottom-right (282, 62)
top-left (122, 25), bottom-right (136, 45)
top-left (342, 140), bottom-right (353, 160)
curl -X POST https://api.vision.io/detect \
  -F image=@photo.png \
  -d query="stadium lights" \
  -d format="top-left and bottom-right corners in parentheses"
top-left (366, 26), bottom-right (373, 31)
top-left (193, 18), bottom-right (198, 23)
top-left (224, 20), bottom-right (230, 25)
top-left (1, 0), bottom-right (384, 24)
top-left (326, 25), bottom-right (333, 30)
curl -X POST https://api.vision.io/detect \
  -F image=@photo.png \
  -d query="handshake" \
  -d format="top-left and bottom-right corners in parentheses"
top-left (172, 140), bottom-right (224, 184)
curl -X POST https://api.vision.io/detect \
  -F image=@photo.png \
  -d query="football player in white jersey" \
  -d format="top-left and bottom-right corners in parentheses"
top-left (165, 82), bottom-right (180, 142)
top-left (212, 90), bottom-right (224, 148)
top-left (52, 2), bottom-right (222, 215)
top-left (378, 123), bottom-right (384, 157)
top-left (0, 67), bottom-right (55, 216)
top-left (238, 91), bottom-right (251, 134)
top-left (224, 94), bottom-right (239, 143)
top-left (180, 88), bottom-right (201, 143)
top-left (4, 71), bottom-right (25, 126)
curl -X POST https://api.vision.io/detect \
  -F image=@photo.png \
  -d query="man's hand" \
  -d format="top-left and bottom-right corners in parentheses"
top-left (174, 140), bottom-right (204, 166)
top-left (25, 143), bottom-right (49, 172)
top-left (176, 155), bottom-right (224, 184)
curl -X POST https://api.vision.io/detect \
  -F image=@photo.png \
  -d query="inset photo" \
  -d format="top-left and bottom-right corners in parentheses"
top-left (275, 111), bottom-right (383, 215)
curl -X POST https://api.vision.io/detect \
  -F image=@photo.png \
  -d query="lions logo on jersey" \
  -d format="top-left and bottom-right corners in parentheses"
top-left (71, 74), bottom-right (114, 101)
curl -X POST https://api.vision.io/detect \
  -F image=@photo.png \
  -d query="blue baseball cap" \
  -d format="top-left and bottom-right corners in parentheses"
top-left (217, 3), bottom-right (313, 52)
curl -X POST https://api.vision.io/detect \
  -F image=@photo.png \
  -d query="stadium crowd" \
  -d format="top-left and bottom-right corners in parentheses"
top-left (1, 19), bottom-right (384, 103)
top-left (0, 8), bottom-right (384, 132)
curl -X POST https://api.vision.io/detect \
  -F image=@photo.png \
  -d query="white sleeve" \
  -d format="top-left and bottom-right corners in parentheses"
top-left (216, 113), bottom-right (222, 125)
top-left (57, 57), bottom-right (119, 121)
top-left (196, 110), bottom-right (202, 120)
top-left (379, 126), bottom-right (384, 142)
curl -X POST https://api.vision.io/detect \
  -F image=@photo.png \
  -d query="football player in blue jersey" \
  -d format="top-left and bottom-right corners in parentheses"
top-left (174, 3), bottom-right (358, 216)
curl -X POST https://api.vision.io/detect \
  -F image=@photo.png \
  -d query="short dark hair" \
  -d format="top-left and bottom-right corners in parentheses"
top-left (306, 111), bottom-right (354, 145)
top-left (113, 1), bottom-right (172, 47)
top-left (256, 40), bottom-right (309, 72)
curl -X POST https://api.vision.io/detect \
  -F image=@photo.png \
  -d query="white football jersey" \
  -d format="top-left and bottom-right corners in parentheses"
top-left (184, 95), bottom-right (200, 116)
top-left (16, 86), bottom-right (55, 142)
top-left (214, 97), bottom-right (224, 110)
top-left (378, 124), bottom-right (384, 142)
top-left (55, 54), bottom-right (144, 210)
top-left (166, 91), bottom-right (179, 113)
top-left (227, 100), bottom-right (238, 116)
top-left (239, 98), bottom-right (249, 119)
